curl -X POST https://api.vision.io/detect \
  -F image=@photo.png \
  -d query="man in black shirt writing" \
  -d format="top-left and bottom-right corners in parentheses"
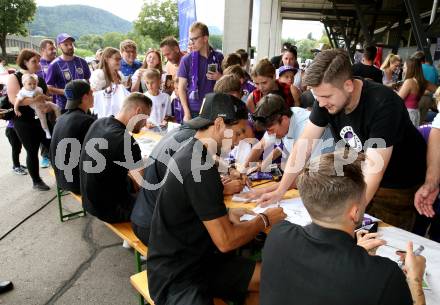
top-left (147, 93), bottom-right (286, 305)
top-left (261, 152), bottom-right (426, 305)
top-left (80, 92), bottom-right (151, 223)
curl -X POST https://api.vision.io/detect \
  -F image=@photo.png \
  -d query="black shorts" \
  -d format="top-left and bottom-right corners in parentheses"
top-left (164, 255), bottom-right (256, 305)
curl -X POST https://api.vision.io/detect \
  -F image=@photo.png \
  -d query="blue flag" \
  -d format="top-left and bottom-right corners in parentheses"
top-left (178, 0), bottom-right (197, 51)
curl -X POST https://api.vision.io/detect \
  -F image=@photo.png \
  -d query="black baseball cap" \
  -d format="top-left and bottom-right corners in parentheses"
top-left (64, 80), bottom-right (91, 109)
top-left (185, 93), bottom-right (247, 129)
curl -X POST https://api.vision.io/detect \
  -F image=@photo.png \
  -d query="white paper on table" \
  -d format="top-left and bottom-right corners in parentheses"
top-left (231, 186), bottom-right (258, 203)
top-left (240, 197), bottom-right (312, 226)
top-left (376, 226), bottom-right (440, 304)
top-left (136, 137), bottom-right (157, 158)
top-left (167, 122), bottom-right (181, 132)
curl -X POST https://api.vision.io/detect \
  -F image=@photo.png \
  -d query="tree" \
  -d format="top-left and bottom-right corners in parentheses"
top-left (307, 32), bottom-right (314, 40)
top-left (134, 0), bottom-right (178, 44)
top-left (102, 32), bottom-right (127, 49)
top-left (296, 39), bottom-right (318, 60)
top-left (319, 30), bottom-right (330, 45)
top-left (77, 34), bottom-right (104, 51)
top-left (0, 0), bottom-right (37, 58)
top-left (209, 35), bottom-right (222, 51)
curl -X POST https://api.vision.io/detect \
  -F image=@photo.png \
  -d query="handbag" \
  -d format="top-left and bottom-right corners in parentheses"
top-left (0, 94), bottom-right (15, 120)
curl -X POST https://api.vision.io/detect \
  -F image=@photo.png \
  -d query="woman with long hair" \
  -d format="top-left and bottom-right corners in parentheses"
top-left (89, 47), bottom-right (128, 118)
top-left (278, 46), bottom-right (303, 90)
top-left (89, 47), bottom-right (122, 91)
top-left (398, 57), bottom-right (436, 126)
top-left (131, 49), bottom-right (163, 92)
top-left (6, 49), bottom-right (51, 190)
top-left (381, 53), bottom-right (401, 86)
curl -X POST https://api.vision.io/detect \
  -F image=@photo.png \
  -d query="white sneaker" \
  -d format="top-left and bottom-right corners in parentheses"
top-left (122, 240), bottom-right (131, 249)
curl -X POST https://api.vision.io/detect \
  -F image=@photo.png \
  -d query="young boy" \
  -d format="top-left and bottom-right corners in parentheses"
top-left (14, 73), bottom-right (61, 139)
top-left (170, 77), bottom-right (183, 123)
top-left (277, 65), bottom-right (297, 86)
top-left (142, 68), bottom-right (172, 129)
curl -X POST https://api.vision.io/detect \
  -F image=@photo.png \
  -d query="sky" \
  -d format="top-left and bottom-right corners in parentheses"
top-left (35, 0), bottom-right (225, 29)
top-left (36, 0), bottom-right (323, 40)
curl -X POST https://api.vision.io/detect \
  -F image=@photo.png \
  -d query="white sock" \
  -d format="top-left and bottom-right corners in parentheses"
top-left (122, 240), bottom-right (131, 249)
top-left (44, 129), bottom-right (51, 139)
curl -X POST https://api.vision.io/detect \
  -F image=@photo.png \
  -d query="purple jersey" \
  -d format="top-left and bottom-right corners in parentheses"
top-left (177, 49), bottom-right (223, 112)
top-left (242, 80), bottom-right (256, 97)
top-left (45, 56), bottom-right (91, 109)
top-left (37, 58), bottom-right (52, 80)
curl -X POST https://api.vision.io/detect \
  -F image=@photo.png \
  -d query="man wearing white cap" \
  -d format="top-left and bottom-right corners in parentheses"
top-left (45, 33), bottom-right (91, 110)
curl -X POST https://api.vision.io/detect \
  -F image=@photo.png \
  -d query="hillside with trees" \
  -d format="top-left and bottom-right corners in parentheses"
top-left (30, 5), bottom-right (132, 38)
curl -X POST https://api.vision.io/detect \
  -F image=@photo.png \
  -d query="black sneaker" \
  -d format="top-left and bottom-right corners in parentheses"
top-left (13, 166), bottom-right (27, 175)
top-left (33, 181), bottom-right (50, 191)
top-left (0, 280), bottom-right (13, 294)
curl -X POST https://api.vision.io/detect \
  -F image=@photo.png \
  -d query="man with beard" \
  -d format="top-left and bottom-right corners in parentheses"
top-left (45, 33), bottom-right (91, 110)
top-left (37, 38), bottom-right (58, 168)
top-left (260, 152), bottom-right (426, 305)
top-left (256, 49), bottom-right (427, 231)
top-left (160, 36), bottom-right (185, 81)
top-left (79, 93), bottom-right (151, 223)
top-left (37, 39), bottom-right (57, 80)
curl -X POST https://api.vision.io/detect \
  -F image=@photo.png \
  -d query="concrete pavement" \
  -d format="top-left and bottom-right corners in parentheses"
top-left (0, 121), bottom-right (139, 305)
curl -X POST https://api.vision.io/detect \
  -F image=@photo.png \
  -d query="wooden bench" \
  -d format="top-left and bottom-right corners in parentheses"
top-left (105, 222), bottom-right (149, 305)
top-left (130, 270), bottom-right (229, 305)
top-left (49, 168), bottom-right (86, 222)
top-left (104, 222), bottom-right (147, 256)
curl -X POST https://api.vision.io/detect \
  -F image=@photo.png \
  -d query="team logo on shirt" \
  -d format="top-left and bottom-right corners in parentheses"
top-left (63, 70), bottom-right (71, 81)
top-left (76, 67), bottom-right (84, 75)
top-left (340, 126), bottom-right (363, 152)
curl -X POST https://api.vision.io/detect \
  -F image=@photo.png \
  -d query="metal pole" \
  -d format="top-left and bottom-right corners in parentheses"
top-left (430, 0), bottom-right (439, 25)
top-left (324, 24), bottom-right (335, 48)
top-left (403, 0), bottom-right (433, 63)
top-left (354, 0), bottom-right (372, 45)
top-left (332, 5), bottom-right (354, 61)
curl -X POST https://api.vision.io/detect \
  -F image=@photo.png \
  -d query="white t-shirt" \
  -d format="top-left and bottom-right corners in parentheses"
top-left (90, 69), bottom-right (124, 91)
top-left (92, 84), bottom-right (129, 118)
top-left (17, 87), bottom-right (43, 100)
top-left (263, 107), bottom-right (334, 159)
top-left (432, 112), bottom-right (440, 130)
top-left (144, 91), bottom-right (171, 126)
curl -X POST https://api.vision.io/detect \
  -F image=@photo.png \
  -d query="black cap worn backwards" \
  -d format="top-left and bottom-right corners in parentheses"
top-left (184, 93), bottom-right (247, 129)
top-left (64, 80), bottom-right (91, 110)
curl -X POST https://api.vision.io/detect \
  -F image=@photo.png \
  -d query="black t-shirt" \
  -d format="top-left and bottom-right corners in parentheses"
top-left (50, 108), bottom-right (95, 194)
top-left (261, 221), bottom-right (413, 305)
top-left (352, 63), bottom-right (383, 84)
top-left (147, 137), bottom-right (227, 305)
top-left (309, 79), bottom-right (426, 188)
top-left (130, 126), bottom-right (196, 229)
top-left (13, 71), bottom-right (48, 122)
top-left (79, 116), bottom-right (142, 222)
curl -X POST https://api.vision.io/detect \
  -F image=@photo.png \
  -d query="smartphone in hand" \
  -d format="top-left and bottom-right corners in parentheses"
top-left (208, 63), bottom-right (217, 73)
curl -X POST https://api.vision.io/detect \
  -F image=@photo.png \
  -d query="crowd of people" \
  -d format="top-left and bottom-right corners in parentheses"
top-left (1, 20), bottom-right (439, 305)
